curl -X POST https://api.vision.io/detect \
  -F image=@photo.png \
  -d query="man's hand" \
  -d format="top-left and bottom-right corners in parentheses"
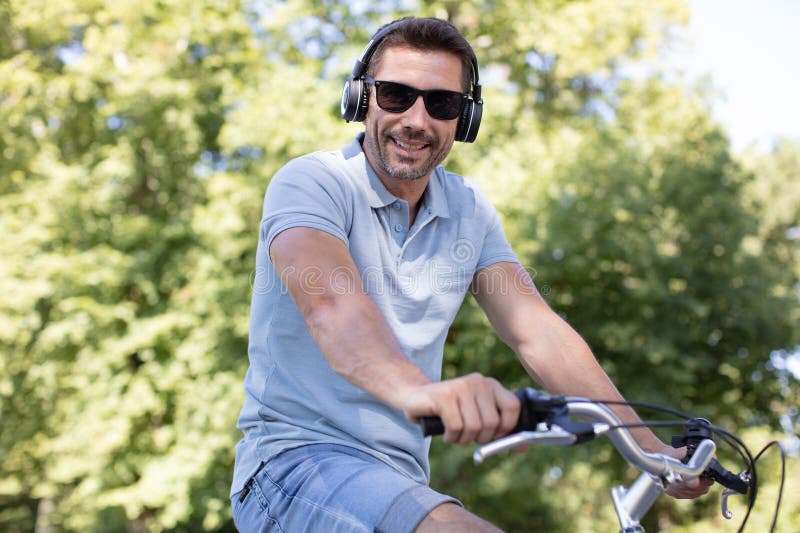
top-left (659, 444), bottom-right (715, 499)
top-left (401, 373), bottom-right (520, 445)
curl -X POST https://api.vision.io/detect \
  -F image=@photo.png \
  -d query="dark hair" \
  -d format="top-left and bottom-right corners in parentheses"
top-left (366, 17), bottom-right (475, 92)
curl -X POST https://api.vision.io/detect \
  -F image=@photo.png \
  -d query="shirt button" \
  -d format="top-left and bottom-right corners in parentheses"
top-left (394, 223), bottom-right (403, 232)
top-left (393, 202), bottom-right (402, 210)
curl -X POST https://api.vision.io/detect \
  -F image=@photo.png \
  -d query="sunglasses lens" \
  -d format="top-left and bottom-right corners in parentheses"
top-left (375, 82), bottom-right (417, 113)
top-left (425, 91), bottom-right (464, 120)
top-left (373, 81), bottom-right (465, 120)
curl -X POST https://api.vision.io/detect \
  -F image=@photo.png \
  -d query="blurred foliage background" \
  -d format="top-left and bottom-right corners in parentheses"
top-left (1, 0), bottom-right (798, 531)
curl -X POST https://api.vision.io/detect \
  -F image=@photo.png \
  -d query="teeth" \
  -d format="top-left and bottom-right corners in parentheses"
top-left (395, 139), bottom-right (425, 151)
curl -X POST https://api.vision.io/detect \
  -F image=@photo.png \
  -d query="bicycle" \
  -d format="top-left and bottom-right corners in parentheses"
top-left (421, 387), bottom-right (786, 533)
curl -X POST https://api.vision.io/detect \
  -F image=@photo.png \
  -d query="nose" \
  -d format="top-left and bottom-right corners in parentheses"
top-left (399, 94), bottom-right (429, 129)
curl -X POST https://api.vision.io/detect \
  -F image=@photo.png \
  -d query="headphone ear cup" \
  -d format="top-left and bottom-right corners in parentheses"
top-left (355, 79), bottom-right (370, 122)
top-left (455, 99), bottom-right (482, 143)
top-left (340, 78), bottom-right (370, 122)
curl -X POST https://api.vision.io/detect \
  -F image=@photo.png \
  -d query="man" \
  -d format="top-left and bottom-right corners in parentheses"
top-left (231, 16), bottom-right (711, 532)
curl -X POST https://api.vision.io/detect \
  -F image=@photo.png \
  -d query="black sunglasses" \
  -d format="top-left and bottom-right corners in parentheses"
top-left (365, 77), bottom-right (467, 121)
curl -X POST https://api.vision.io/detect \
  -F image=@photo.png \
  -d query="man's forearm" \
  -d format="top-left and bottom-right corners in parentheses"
top-left (271, 227), bottom-right (431, 411)
top-left (515, 318), bottom-right (664, 452)
top-left (302, 291), bottom-right (431, 410)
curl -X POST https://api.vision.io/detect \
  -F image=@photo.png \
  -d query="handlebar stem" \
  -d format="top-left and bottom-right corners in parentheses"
top-left (611, 473), bottom-right (663, 532)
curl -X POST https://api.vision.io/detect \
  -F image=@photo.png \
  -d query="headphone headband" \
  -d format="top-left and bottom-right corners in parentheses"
top-left (351, 20), bottom-right (407, 78)
top-left (352, 20), bottom-right (481, 95)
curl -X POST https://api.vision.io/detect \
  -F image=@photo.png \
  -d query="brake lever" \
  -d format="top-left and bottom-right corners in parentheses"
top-left (473, 423), bottom-right (610, 464)
top-left (720, 470), bottom-right (751, 519)
top-left (672, 417), bottom-right (751, 521)
top-left (721, 488), bottom-right (736, 520)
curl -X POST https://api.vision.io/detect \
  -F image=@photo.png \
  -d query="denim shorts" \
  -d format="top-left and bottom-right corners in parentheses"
top-left (230, 443), bottom-right (460, 533)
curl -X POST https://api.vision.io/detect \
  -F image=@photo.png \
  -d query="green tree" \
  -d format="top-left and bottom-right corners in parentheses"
top-left (0, 0), bottom-right (266, 530)
top-left (741, 139), bottom-right (800, 310)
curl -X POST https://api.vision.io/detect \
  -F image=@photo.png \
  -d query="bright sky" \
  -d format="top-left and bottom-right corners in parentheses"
top-left (680, 0), bottom-right (800, 152)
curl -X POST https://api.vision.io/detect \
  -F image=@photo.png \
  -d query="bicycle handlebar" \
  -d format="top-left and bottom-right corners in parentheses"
top-left (420, 387), bottom-right (749, 495)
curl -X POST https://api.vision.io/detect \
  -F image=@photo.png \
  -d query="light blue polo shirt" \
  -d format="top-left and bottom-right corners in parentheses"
top-left (231, 133), bottom-right (518, 497)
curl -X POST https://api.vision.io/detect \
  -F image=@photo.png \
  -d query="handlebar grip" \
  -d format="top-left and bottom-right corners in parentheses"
top-left (420, 387), bottom-right (562, 437)
top-left (705, 459), bottom-right (749, 494)
top-left (420, 416), bottom-right (445, 436)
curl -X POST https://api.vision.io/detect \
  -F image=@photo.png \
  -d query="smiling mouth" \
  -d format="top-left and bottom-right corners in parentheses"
top-left (391, 136), bottom-right (430, 155)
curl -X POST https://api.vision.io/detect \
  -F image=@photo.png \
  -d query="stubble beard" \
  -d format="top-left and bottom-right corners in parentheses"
top-left (374, 128), bottom-right (445, 182)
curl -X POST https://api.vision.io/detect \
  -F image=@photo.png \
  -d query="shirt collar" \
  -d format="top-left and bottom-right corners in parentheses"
top-left (425, 167), bottom-right (451, 219)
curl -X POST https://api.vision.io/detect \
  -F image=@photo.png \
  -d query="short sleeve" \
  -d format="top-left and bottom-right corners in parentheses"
top-left (474, 189), bottom-right (519, 271)
top-left (260, 154), bottom-right (351, 249)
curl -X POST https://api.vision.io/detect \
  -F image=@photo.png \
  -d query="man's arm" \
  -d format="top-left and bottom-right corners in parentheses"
top-left (471, 262), bottom-right (661, 448)
top-left (269, 227), bottom-right (519, 445)
top-left (472, 261), bottom-right (711, 498)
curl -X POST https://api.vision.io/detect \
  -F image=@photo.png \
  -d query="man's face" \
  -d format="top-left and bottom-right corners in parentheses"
top-left (362, 46), bottom-right (464, 184)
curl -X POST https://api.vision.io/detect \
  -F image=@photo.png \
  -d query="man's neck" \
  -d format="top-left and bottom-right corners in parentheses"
top-left (379, 174), bottom-right (428, 226)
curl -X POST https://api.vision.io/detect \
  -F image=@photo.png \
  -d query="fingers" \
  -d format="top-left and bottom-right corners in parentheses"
top-left (442, 374), bottom-right (491, 445)
top-left (454, 375), bottom-right (520, 445)
top-left (472, 378), bottom-right (503, 444)
top-left (405, 374), bottom-right (520, 446)
top-left (658, 444), bottom-right (715, 499)
top-left (494, 380), bottom-right (521, 436)
top-left (665, 476), bottom-right (713, 499)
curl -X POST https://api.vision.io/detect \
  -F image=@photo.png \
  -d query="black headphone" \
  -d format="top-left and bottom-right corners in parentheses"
top-left (340, 20), bottom-right (483, 143)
